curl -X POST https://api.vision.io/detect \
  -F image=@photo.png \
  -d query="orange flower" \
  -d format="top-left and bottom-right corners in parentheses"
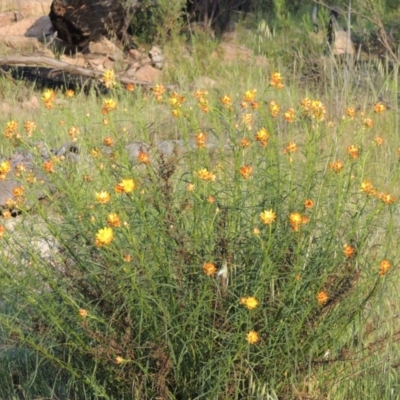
top-left (238, 138), bottom-right (251, 148)
top-left (317, 291), bottom-right (328, 305)
top-left (243, 89), bottom-right (257, 103)
top-left (138, 151), bottom-right (151, 164)
top-left (283, 142), bottom-right (298, 154)
top-left (373, 136), bottom-right (384, 146)
top-left (374, 102), bottom-right (386, 113)
top-left (78, 309), bottom-right (88, 318)
top-left (304, 199), bottom-right (314, 209)
top-left (329, 160), bottom-right (344, 173)
top-left (203, 262), bottom-right (217, 276)
top-left (310, 100), bottom-right (326, 121)
top-left (239, 165), bottom-right (253, 179)
top-left (221, 95), bottom-right (232, 107)
top-left (360, 180), bottom-right (374, 195)
top-left (65, 89), bottom-right (75, 98)
top-left (289, 212), bottom-right (303, 231)
top-left (347, 145), bottom-right (359, 159)
top-left (102, 99), bottom-right (117, 114)
top-left (343, 244), bottom-right (355, 258)
top-left (196, 132), bottom-right (207, 148)
top-left (0, 225), bottom-right (6, 238)
top-left (379, 259), bottom-right (391, 276)
top-left (107, 213), bottom-right (121, 227)
top-left (24, 120), bottom-right (36, 136)
top-left (207, 195), bottom-right (215, 203)
top-left (345, 106), bottom-right (356, 119)
top-left (43, 160), bottom-right (55, 173)
top-left (12, 186), bottom-right (24, 197)
top-left (283, 108), bottom-right (295, 123)
top-left (363, 118), bottom-right (374, 128)
top-left (125, 83), bottom-right (135, 92)
top-left (68, 126), bottom-right (80, 141)
top-left (103, 137), bottom-right (114, 147)
top-left (270, 72), bottom-right (284, 89)
top-left (379, 193), bottom-right (397, 205)
top-left (197, 169), bottom-right (216, 182)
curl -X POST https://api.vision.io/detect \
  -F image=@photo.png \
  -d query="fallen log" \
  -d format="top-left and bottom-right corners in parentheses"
top-left (0, 55), bottom-right (176, 90)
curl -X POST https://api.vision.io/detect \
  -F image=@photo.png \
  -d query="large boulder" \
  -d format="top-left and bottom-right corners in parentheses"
top-left (48, 0), bottom-right (136, 50)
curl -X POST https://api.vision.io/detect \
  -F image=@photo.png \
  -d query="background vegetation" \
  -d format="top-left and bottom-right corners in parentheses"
top-left (0, 0), bottom-right (399, 398)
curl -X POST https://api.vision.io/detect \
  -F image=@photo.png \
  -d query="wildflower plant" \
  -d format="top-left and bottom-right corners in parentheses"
top-left (0, 65), bottom-right (399, 400)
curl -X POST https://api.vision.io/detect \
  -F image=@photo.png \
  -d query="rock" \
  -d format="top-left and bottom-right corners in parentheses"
top-left (0, 15), bottom-right (52, 37)
top-left (190, 76), bottom-right (217, 89)
top-left (86, 36), bottom-right (124, 60)
top-left (133, 64), bottom-right (161, 83)
top-left (332, 30), bottom-right (355, 56)
top-left (21, 96), bottom-right (40, 110)
top-left (211, 42), bottom-right (252, 62)
top-left (149, 46), bottom-right (165, 69)
top-left (1, 36), bottom-right (43, 51)
top-left (60, 54), bottom-right (87, 68)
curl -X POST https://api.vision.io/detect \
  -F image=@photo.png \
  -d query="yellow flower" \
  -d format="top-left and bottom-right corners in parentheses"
top-left (310, 100), bottom-right (326, 121)
top-left (379, 193), bottom-right (397, 205)
top-left (107, 213), bottom-right (121, 227)
top-left (289, 212), bottom-right (303, 231)
top-left (42, 89), bottom-right (55, 103)
top-left (115, 179), bottom-right (135, 194)
top-left (115, 356), bottom-right (126, 364)
top-left (169, 92), bottom-right (185, 108)
top-left (102, 99), bottom-right (118, 113)
top-left (65, 89), bottom-right (75, 98)
top-left (270, 72), bottom-right (284, 88)
top-left (95, 191), bottom-right (111, 204)
top-left (374, 102), bottom-right (386, 113)
top-left (269, 100), bottom-right (280, 117)
top-left (203, 262), bottom-right (217, 276)
top-left (101, 69), bottom-right (116, 88)
top-left (197, 168), bottom-right (216, 182)
top-left (246, 330), bottom-right (259, 344)
top-left (78, 308), bottom-right (88, 318)
top-left (360, 180), bottom-right (374, 195)
top-left (221, 95), bottom-right (232, 107)
top-left (0, 161), bottom-right (11, 175)
top-left (343, 244), bottom-right (355, 258)
top-left (95, 227), bottom-right (114, 247)
top-left (260, 209), bottom-right (276, 225)
top-left (317, 291), bottom-right (328, 305)
top-left (240, 296), bottom-right (258, 310)
top-left (4, 120), bottom-right (18, 138)
top-left (239, 165), bottom-right (253, 179)
top-left (186, 183), bottom-right (195, 192)
top-left (243, 89), bottom-right (257, 103)
top-left (255, 127), bottom-right (269, 147)
top-left (379, 259), bottom-right (391, 276)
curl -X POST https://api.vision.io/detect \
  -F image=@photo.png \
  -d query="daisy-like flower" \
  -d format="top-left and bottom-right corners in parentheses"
top-left (360, 180), bottom-right (374, 195)
top-left (101, 69), bottom-right (116, 88)
top-left (103, 137), bottom-right (114, 147)
top-left (283, 108), bottom-right (295, 123)
top-left (374, 102), bottom-right (386, 113)
top-left (65, 89), bottom-right (75, 98)
top-left (310, 100), bottom-right (326, 121)
top-left (345, 107), bottom-right (356, 119)
top-left (138, 151), bottom-right (151, 164)
top-left (242, 113), bottom-right (253, 130)
top-left (329, 160), bottom-right (344, 173)
top-left (4, 120), bottom-right (18, 139)
top-left (221, 95), bottom-right (232, 108)
top-left (239, 165), bottom-right (253, 179)
top-left (24, 120), bottom-right (36, 137)
top-left (115, 179), bottom-right (135, 194)
top-left (43, 160), bottom-right (55, 173)
top-left (107, 213), bottom-right (121, 227)
top-left (186, 183), bottom-right (195, 192)
top-left (246, 330), bottom-right (259, 344)
top-left (240, 296), bottom-right (258, 310)
top-left (317, 290), bottom-right (328, 305)
top-left (304, 199), bottom-right (314, 209)
top-left (269, 100), bottom-right (280, 117)
top-left (95, 191), bottom-right (111, 204)
top-left (78, 308), bottom-right (88, 318)
top-left (102, 99), bottom-right (117, 114)
top-left (95, 227), bottom-right (114, 247)
top-left (196, 132), bottom-right (207, 148)
top-left (243, 89), bottom-right (257, 103)
top-left (363, 118), bottom-right (374, 128)
top-left (169, 92), bottom-right (185, 109)
top-left (255, 127), bottom-right (269, 147)
top-left (197, 168), bottom-right (216, 182)
top-left (379, 193), bottom-right (397, 205)
top-left (42, 89), bottom-right (55, 109)
top-left (68, 126), bottom-right (80, 141)
top-left (0, 161), bottom-right (11, 175)
top-left (270, 72), bottom-right (284, 89)
top-left (115, 356), bottom-right (126, 365)
top-left (260, 209), bottom-right (276, 225)
top-left (283, 142), bottom-right (298, 154)
top-left (126, 83), bottom-right (135, 92)
top-left (207, 195), bottom-right (215, 203)
top-left (203, 262), bottom-right (217, 276)
top-left (289, 212), bottom-right (303, 231)
top-left (347, 145), bottom-right (359, 159)
top-left (238, 138), bottom-right (251, 148)
top-left (379, 259), bottom-right (391, 276)
top-left (373, 136), bottom-right (384, 146)
top-left (153, 84), bottom-right (166, 102)
top-left (12, 186), bottom-right (24, 197)
top-left (343, 244), bottom-right (355, 258)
